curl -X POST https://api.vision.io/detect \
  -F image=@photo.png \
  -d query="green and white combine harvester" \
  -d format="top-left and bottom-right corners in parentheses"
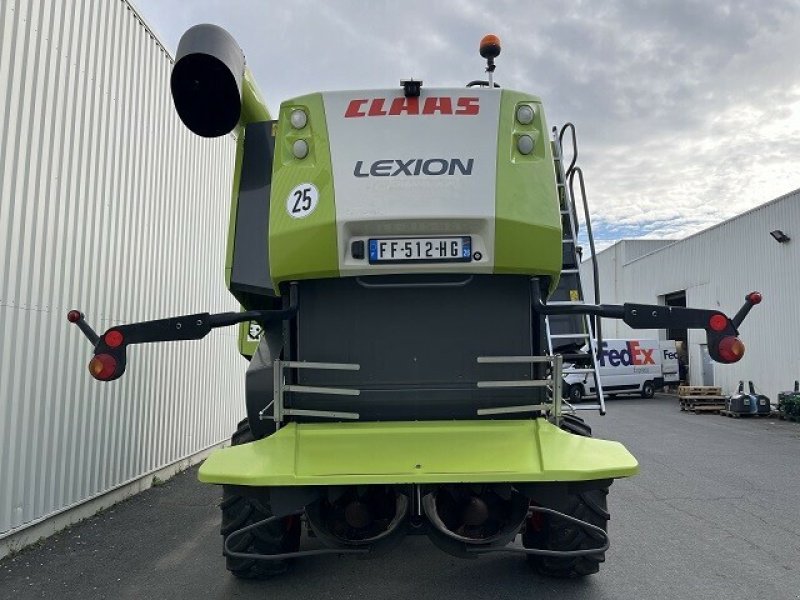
top-left (68, 27), bottom-right (762, 578)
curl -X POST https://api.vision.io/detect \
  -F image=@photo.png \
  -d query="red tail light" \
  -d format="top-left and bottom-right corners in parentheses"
top-left (67, 310), bottom-right (82, 323)
top-left (104, 330), bottom-right (124, 348)
top-left (747, 292), bottom-right (762, 305)
top-left (717, 336), bottom-right (745, 363)
top-left (708, 314), bottom-right (728, 332)
top-left (88, 354), bottom-right (117, 380)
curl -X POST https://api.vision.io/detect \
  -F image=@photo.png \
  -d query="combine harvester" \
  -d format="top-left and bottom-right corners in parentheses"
top-left (68, 28), bottom-right (761, 578)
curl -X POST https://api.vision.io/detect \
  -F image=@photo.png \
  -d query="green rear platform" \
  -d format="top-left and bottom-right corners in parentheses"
top-left (198, 419), bottom-right (639, 486)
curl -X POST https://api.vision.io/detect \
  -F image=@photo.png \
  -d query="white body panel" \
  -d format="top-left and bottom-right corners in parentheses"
top-left (322, 89), bottom-right (502, 276)
top-left (660, 340), bottom-right (680, 384)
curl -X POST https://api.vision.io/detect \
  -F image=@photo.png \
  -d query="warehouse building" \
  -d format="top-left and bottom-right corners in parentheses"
top-left (581, 188), bottom-right (800, 403)
top-left (0, 0), bottom-right (244, 557)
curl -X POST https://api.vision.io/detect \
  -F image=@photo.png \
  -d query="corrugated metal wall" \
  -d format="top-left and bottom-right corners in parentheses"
top-left (0, 0), bottom-right (245, 538)
top-left (581, 191), bottom-right (800, 401)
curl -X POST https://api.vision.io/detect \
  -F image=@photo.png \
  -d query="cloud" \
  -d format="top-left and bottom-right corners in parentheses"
top-left (132, 0), bottom-right (800, 247)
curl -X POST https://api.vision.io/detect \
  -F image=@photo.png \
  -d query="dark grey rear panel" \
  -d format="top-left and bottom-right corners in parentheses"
top-left (230, 120), bottom-right (276, 297)
top-left (287, 275), bottom-right (543, 421)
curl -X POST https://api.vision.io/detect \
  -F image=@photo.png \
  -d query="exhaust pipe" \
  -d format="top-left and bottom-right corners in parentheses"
top-left (305, 486), bottom-right (409, 553)
top-left (171, 24), bottom-right (269, 137)
top-left (422, 484), bottom-right (529, 557)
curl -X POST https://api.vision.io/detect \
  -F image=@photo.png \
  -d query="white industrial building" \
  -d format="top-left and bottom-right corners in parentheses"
top-left (0, 0), bottom-right (245, 557)
top-left (581, 188), bottom-right (800, 403)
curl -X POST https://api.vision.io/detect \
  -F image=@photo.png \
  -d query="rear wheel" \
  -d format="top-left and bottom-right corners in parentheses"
top-left (567, 384), bottom-right (584, 404)
top-left (641, 381), bottom-right (655, 399)
top-left (523, 414), bottom-right (610, 578)
top-left (221, 419), bottom-right (301, 579)
top-left (559, 413), bottom-right (592, 437)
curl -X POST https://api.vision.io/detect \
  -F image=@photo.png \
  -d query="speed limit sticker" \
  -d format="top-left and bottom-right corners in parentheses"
top-left (285, 183), bottom-right (319, 219)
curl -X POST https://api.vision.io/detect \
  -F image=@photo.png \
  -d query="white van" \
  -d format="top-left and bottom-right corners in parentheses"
top-left (563, 339), bottom-right (679, 403)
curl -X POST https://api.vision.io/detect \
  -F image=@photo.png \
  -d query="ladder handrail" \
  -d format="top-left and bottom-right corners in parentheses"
top-left (549, 127), bottom-right (606, 415)
top-left (568, 166), bottom-right (603, 357)
top-left (559, 123), bottom-right (579, 181)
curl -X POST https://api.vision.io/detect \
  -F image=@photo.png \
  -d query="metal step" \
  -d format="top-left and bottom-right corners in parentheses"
top-left (549, 333), bottom-right (590, 339)
top-left (477, 380), bottom-right (551, 389)
top-left (560, 269), bottom-right (579, 275)
top-left (547, 300), bottom-right (584, 306)
top-left (571, 404), bottom-right (606, 414)
top-left (560, 353), bottom-right (596, 362)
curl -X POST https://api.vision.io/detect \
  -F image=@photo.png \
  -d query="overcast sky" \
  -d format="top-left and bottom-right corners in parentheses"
top-left (133, 0), bottom-right (800, 252)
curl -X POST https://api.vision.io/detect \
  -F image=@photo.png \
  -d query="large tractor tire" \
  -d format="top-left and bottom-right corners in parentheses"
top-left (559, 413), bottom-right (593, 437)
top-left (220, 419), bottom-right (302, 579)
top-left (522, 414), bottom-right (610, 578)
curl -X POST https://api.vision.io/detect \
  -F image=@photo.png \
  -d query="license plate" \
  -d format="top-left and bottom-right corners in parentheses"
top-left (368, 237), bottom-right (472, 264)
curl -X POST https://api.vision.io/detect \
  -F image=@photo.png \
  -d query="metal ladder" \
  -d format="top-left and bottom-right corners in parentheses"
top-left (545, 124), bottom-right (606, 415)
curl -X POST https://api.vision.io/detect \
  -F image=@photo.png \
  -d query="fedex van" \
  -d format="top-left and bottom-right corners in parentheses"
top-left (563, 339), bottom-right (680, 403)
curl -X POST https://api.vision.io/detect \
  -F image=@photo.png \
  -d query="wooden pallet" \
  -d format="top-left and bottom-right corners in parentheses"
top-left (680, 397), bottom-right (725, 413)
top-left (679, 396), bottom-right (726, 412)
top-left (678, 385), bottom-right (722, 397)
top-left (689, 405), bottom-right (725, 413)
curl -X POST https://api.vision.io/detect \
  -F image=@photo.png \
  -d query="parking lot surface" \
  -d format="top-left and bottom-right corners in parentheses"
top-left (2, 394), bottom-right (799, 599)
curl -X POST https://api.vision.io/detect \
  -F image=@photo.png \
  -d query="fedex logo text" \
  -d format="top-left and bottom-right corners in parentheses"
top-left (345, 97), bottom-right (480, 118)
top-left (599, 341), bottom-right (655, 367)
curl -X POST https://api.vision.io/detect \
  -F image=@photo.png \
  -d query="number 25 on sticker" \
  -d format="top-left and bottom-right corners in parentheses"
top-left (286, 183), bottom-right (319, 219)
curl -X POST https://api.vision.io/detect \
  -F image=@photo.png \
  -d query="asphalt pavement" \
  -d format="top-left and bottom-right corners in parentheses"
top-left (2, 394), bottom-right (799, 600)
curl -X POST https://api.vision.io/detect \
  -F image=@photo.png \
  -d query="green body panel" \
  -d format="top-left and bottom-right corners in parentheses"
top-left (268, 93), bottom-right (339, 292)
top-left (198, 419), bottom-right (638, 486)
top-left (237, 320), bottom-right (260, 358)
top-left (239, 67), bottom-right (270, 126)
top-left (494, 91), bottom-right (562, 293)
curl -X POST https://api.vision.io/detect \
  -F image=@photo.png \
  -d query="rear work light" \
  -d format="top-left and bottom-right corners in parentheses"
top-left (88, 354), bottom-right (117, 381)
top-left (717, 336), bottom-right (745, 363)
top-left (290, 108), bottom-right (307, 129)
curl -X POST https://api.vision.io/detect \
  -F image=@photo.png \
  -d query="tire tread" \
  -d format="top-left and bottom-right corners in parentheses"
top-left (220, 419), bottom-right (300, 579)
top-left (523, 414), bottom-right (609, 578)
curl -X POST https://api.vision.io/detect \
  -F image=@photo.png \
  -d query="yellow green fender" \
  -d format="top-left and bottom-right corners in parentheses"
top-left (198, 418), bottom-right (638, 486)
